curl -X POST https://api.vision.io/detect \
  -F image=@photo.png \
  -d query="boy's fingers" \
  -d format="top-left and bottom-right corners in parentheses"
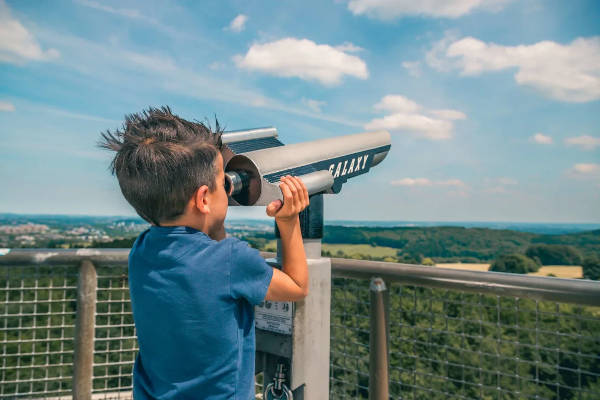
top-left (279, 178), bottom-right (294, 209)
top-left (290, 176), bottom-right (307, 209)
top-left (296, 176), bottom-right (309, 208)
top-left (296, 176), bottom-right (308, 209)
top-left (288, 176), bottom-right (301, 212)
top-left (266, 200), bottom-right (283, 217)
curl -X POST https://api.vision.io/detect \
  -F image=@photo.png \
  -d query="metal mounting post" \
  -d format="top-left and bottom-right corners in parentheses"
top-left (369, 277), bottom-right (390, 400)
top-left (257, 194), bottom-right (331, 400)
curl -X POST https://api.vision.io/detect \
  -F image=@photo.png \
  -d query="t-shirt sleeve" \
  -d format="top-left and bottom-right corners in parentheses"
top-left (230, 239), bottom-right (274, 305)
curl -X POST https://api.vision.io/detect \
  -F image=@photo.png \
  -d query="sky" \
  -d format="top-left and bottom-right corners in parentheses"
top-left (0, 0), bottom-right (599, 223)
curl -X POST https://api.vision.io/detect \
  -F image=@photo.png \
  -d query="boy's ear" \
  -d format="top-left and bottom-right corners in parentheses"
top-left (193, 185), bottom-right (210, 214)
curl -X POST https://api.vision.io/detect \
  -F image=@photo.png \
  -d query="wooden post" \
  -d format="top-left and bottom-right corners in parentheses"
top-left (73, 260), bottom-right (97, 400)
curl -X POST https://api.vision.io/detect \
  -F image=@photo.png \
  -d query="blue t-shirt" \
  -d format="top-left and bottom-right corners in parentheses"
top-left (128, 225), bottom-right (274, 399)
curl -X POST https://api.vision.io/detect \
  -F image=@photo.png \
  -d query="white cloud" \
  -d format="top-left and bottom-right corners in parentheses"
top-left (374, 95), bottom-right (421, 113)
top-left (234, 38), bottom-right (368, 86)
top-left (365, 94), bottom-right (465, 140)
top-left (226, 14), bottom-right (248, 33)
top-left (0, 0), bottom-right (59, 64)
top-left (567, 163), bottom-right (600, 183)
top-left (565, 135), bottom-right (600, 150)
top-left (347, 0), bottom-right (512, 20)
top-left (573, 163), bottom-right (600, 175)
top-left (0, 101), bottom-right (15, 112)
top-left (391, 178), bottom-right (432, 186)
top-left (402, 61), bottom-right (422, 77)
top-left (391, 178), bottom-right (465, 187)
top-left (366, 113), bottom-right (453, 140)
top-left (427, 34), bottom-right (600, 102)
top-left (531, 133), bottom-right (553, 144)
top-left (302, 98), bottom-right (326, 113)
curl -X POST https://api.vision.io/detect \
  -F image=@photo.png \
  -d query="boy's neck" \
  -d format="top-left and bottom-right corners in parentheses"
top-left (160, 214), bottom-right (226, 241)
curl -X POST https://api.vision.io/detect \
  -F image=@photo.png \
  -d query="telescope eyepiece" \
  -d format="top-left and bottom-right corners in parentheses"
top-left (225, 170), bottom-right (250, 197)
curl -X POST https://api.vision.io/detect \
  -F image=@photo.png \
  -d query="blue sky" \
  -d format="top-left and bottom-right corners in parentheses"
top-left (0, 0), bottom-right (599, 222)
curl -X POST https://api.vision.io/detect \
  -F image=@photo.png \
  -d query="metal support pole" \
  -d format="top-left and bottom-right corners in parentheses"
top-left (369, 277), bottom-right (389, 400)
top-left (73, 260), bottom-right (97, 400)
top-left (259, 194), bottom-right (330, 400)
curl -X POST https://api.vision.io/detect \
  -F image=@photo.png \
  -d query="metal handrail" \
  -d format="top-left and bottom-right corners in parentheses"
top-left (1, 248), bottom-right (599, 306)
top-left (2, 248), bottom-right (600, 400)
top-left (331, 257), bottom-right (600, 306)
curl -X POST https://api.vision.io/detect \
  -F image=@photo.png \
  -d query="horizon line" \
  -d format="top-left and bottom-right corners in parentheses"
top-left (1, 212), bottom-right (599, 225)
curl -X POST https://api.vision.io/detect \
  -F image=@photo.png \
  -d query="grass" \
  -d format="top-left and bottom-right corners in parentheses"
top-left (322, 244), bottom-right (398, 258)
top-left (435, 263), bottom-right (491, 271)
top-left (435, 263), bottom-right (583, 278)
top-left (264, 241), bottom-right (399, 258)
top-left (529, 265), bottom-right (583, 279)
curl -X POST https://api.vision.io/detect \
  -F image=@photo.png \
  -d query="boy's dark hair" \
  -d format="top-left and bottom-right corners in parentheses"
top-left (98, 106), bottom-right (224, 226)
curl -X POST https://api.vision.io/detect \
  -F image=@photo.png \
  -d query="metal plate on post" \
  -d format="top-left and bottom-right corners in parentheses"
top-left (255, 300), bottom-right (293, 335)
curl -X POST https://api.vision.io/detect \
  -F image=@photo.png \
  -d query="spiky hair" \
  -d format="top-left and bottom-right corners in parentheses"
top-left (98, 106), bottom-right (224, 225)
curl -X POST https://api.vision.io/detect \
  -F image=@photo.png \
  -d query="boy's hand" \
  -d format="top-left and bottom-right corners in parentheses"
top-left (266, 175), bottom-right (309, 221)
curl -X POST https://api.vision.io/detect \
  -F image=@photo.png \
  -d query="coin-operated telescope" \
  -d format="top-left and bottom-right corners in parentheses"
top-left (221, 127), bottom-right (391, 400)
top-left (222, 127), bottom-right (391, 206)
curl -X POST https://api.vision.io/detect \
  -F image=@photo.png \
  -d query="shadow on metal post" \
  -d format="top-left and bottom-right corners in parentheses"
top-left (369, 277), bottom-right (389, 400)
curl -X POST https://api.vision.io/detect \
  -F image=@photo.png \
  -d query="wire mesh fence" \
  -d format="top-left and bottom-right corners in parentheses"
top-left (0, 263), bottom-right (137, 400)
top-left (1, 259), bottom-right (599, 399)
top-left (0, 265), bottom-right (77, 398)
top-left (92, 265), bottom-right (137, 399)
top-left (329, 276), bottom-right (600, 399)
top-left (330, 277), bottom-right (371, 398)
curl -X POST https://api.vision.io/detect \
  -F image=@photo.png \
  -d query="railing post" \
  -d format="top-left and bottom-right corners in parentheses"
top-left (369, 277), bottom-right (389, 400)
top-left (73, 259), bottom-right (97, 400)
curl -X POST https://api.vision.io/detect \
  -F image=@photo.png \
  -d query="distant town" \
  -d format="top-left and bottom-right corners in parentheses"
top-left (0, 214), bottom-right (273, 249)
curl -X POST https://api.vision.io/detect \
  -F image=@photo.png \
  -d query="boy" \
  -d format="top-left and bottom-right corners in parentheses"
top-left (99, 106), bottom-right (309, 399)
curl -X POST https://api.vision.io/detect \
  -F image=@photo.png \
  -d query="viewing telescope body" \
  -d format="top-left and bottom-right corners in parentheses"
top-left (222, 128), bottom-right (391, 206)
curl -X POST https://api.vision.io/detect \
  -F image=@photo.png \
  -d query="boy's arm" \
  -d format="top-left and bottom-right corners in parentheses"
top-left (264, 176), bottom-right (309, 302)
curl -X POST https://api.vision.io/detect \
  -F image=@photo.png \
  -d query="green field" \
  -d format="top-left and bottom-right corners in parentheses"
top-left (263, 241), bottom-right (401, 259)
top-left (322, 243), bottom-right (398, 258)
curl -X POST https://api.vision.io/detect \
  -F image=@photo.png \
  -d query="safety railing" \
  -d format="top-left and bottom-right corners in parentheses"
top-left (1, 249), bottom-right (599, 399)
top-left (0, 250), bottom-right (136, 399)
top-left (330, 259), bottom-right (600, 399)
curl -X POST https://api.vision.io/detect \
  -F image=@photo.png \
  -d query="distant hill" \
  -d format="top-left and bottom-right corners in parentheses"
top-left (320, 226), bottom-right (600, 262)
top-left (2, 213), bottom-right (599, 234)
top-left (324, 220), bottom-right (600, 235)
top-left (2, 214), bottom-right (598, 262)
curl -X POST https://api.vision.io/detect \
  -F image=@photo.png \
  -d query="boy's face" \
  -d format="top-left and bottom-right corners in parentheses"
top-left (205, 152), bottom-right (229, 238)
